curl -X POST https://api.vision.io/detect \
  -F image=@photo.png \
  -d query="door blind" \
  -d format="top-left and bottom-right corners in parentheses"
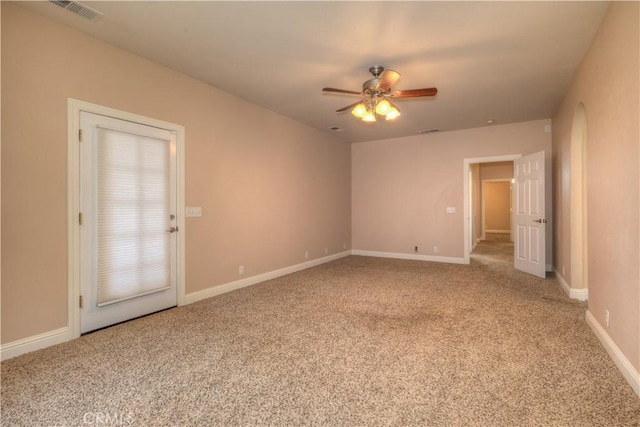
top-left (96, 127), bottom-right (171, 306)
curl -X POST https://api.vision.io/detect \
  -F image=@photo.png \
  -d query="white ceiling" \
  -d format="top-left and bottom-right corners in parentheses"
top-left (14, 1), bottom-right (610, 143)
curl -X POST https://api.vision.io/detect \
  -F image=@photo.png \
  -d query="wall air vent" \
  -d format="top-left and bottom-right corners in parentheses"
top-left (49, 0), bottom-right (104, 22)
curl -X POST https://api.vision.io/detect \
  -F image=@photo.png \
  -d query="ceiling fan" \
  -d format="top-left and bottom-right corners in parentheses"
top-left (322, 65), bottom-right (438, 122)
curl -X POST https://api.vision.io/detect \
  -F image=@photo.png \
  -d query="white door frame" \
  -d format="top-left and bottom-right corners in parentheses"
top-left (463, 154), bottom-right (521, 264)
top-left (67, 98), bottom-right (186, 339)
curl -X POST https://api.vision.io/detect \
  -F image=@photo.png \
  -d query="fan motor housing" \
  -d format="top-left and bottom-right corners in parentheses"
top-left (363, 78), bottom-right (380, 93)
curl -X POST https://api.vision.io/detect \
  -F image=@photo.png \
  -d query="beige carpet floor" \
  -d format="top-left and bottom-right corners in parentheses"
top-left (2, 236), bottom-right (639, 426)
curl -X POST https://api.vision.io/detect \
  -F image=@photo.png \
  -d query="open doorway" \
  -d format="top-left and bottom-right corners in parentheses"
top-left (482, 179), bottom-right (513, 241)
top-left (464, 152), bottom-right (550, 277)
top-left (475, 162), bottom-right (514, 260)
top-left (463, 155), bottom-right (520, 265)
top-left (568, 103), bottom-right (588, 300)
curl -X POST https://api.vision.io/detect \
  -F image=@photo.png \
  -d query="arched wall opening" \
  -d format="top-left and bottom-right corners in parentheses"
top-left (570, 103), bottom-right (588, 296)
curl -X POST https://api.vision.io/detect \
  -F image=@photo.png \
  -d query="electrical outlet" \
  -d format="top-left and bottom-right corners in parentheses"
top-left (305, 251), bottom-right (309, 259)
top-left (605, 310), bottom-right (610, 328)
top-left (239, 265), bottom-right (244, 276)
top-left (433, 246), bottom-right (439, 253)
top-left (415, 246), bottom-right (419, 253)
top-left (325, 247), bottom-right (328, 254)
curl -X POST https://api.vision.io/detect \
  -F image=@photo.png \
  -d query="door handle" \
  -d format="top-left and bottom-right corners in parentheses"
top-left (166, 226), bottom-right (179, 233)
top-left (532, 219), bottom-right (547, 224)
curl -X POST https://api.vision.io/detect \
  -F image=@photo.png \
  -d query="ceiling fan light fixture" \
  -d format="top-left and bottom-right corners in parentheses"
top-left (351, 103), bottom-right (367, 118)
top-left (362, 110), bottom-right (377, 122)
top-left (375, 99), bottom-right (392, 115)
top-left (385, 107), bottom-right (401, 120)
top-left (324, 65), bottom-right (438, 124)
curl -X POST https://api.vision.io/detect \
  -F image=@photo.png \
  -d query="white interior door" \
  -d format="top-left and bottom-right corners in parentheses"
top-left (80, 111), bottom-right (178, 333)
top-left (514, 151), bottom-right (546, 278)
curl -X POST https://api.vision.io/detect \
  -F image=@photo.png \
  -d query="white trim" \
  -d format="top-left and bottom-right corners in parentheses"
top-left (351, 250), bottom-right (465, 265)
top-left (571, 287), bottom-right (588, 301)
top-left (68, 101), bottom-right (81, 339)
top-left (485, 229), bottom-right (511, 234)
top-left (570, 104), bottom-right (589, 293)
top-left (585, 310), bottom-right (640, 397)
top-left (1, 328), bottom-right (71, 361)
top-left (463, 154), bottom-right (521, 264)
top-left (185, 251), bottom-right (351, 305)
top-left (68, 98), bottom-right (186, 339)
top-left (554, 268), bottom-right (588, 301)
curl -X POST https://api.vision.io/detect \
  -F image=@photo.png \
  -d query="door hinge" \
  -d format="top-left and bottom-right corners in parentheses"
top-left (79, 129), bottom-right (83, 142)
top-left (79, 295), bottom-right (83, 309)
top-left (79, 212), bottom-right (83, 225)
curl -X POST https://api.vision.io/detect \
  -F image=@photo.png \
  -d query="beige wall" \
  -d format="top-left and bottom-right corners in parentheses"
top-left (552, 2), bottom-right (639, 371)
top-left (352, 120), bottom-right (551, 259)
top-left (479, 162), bottom-right (513, 181)
top-left (478, 161), bottom-right (514, 238)
top-left (484, 182), bottom-right (511, 232)
top-left (1, 4), bottom-right (351, 344)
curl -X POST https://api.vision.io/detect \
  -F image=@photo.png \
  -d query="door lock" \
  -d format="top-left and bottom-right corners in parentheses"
top-left (532, 219), bottom-right (547, 224)
top-left (166, 226), bottom-right (179, 233)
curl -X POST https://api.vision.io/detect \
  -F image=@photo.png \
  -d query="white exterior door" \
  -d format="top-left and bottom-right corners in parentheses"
top-left (80, 111), bottom-right (178, 333)
top-left (514, 151), bottom-right (546, 278)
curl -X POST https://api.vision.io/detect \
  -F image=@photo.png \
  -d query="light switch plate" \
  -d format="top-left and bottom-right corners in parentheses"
top-left (446, 207), bottom-right (456, 214)
top-left (186, 207), bottom-right (202, 217)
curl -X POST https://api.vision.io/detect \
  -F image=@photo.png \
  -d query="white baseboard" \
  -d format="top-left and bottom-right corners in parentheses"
top-left (186, 249), bottom-right (467, 306)
top-left (185, 251), bottom-right (351, 305)
top-left (351, 249), bottom-right (465, 265)
top-left (585, 310), bottom-right (640, 397)
top-left (485, 229), bottom-right (511, 234)
top-left (1, 327), bottom-right (71, 361)
top-left (554, 268), bottom-right (588, 301)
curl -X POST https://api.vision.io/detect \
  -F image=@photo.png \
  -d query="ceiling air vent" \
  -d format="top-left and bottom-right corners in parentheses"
top-left (49, 0), bottom-right (104, 22)
top-left (418, 129), bottom-right (440, 135)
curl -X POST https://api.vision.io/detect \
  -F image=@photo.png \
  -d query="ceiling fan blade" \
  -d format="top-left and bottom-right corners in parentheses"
top-left (388, 88), bottom-right (438, 98)
top-left (375, 69), bottom-right (401, 92)
top-left (336, 100), bottom-right (363, 113)
top-left (323, 87), bottom-right (362, 95)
